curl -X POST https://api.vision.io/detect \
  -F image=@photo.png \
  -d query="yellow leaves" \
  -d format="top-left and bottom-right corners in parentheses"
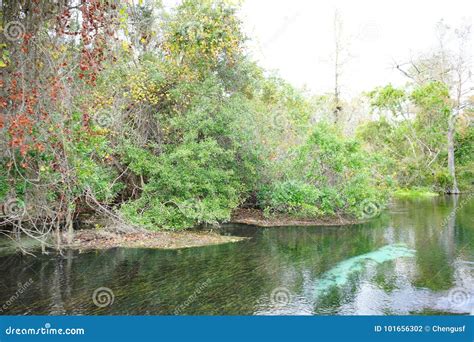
top-left (51, 51), bottom-right (60, 60)
top-left (121, 41), bottom-right (130, 52)
top-left (0, 43), bottom-right (9, 68)
top-left (128, 73), bottom-right (161, 105)
top-left (92, 91), bottom-right (113, 109)
top-left (94, 127), bottom-right (110, 135)
top-left (36, 61), bottom-right (44, 70)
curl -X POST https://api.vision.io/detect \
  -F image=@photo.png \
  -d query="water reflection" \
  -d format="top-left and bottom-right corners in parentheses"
top-left (0, 196), bottom-right (473, 315)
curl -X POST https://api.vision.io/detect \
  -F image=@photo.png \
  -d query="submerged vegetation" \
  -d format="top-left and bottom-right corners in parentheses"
top-left (0, 0), bottom-right (472, 251)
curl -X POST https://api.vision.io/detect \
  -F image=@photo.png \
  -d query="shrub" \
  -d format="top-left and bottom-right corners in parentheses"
top-left (258, 123), bottom-right (388, 219)
top-left (258, 180), bottom-right (323, 218)
top-left (121, 139), bottom-right (243, 230)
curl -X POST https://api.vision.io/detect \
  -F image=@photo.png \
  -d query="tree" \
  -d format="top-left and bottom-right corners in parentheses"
top-left (331, 10), bottom-right (351, 124)
top-left (395, 20), bottom-right (473, 193)
top-left (1, 0), bottom-right (120, 249)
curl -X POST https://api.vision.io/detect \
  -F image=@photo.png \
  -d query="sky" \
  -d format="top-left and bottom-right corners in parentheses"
top-left (239, 0), bottom-right (473, 97)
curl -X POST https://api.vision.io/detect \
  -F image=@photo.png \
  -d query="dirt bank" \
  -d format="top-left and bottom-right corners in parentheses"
top-left (230, 208), bottom-right (361, 227)
top-left (68, 229), bottom-right (246, 250)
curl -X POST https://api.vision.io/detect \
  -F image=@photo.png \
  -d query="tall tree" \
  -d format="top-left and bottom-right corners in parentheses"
top-left (331, 10), bottom-right (351, 124)
top-left (332, 10), bottom-right (343, 123)
top-left (395, 20), bottom-right (472, 193)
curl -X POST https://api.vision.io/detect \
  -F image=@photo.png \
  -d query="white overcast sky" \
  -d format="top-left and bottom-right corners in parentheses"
top-left (239, 0), bottom-right (473, 97)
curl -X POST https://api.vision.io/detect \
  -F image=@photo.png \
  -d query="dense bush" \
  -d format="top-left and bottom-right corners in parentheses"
top-left (258, 123), bottom-right (388, 219)
top-left (258, 181), bottom-right (323, 218)
top-left (121, 139), bottom-right (242, 230)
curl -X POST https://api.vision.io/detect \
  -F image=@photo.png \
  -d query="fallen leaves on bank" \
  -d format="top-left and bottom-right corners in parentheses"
top-left (68, 229), bottom-right (247, 251)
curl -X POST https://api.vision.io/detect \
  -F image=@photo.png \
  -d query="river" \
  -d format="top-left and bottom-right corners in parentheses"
top-left (0, 196), bottom-right (473, 315)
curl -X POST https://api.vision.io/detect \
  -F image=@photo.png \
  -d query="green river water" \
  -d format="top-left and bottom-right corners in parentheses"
top-left (0, 196), bottom-right (473, 315)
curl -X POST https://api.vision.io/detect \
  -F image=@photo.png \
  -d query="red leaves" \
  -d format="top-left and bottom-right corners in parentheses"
top-left (83, 112), bottom-right (90, 127)
top-left (8, 114), bottom-right (33, 157)
top-left (4, 78), bottom-right (43, 160)
top-left (2, 0), bottom-right (118, 171)
top-left (19, 145), bottom-right (29, 157)
top-left (72, 0), bottom-right (117, 86)
top-left (49, 77), bottom-right (63, 102)
top-left (20, 33), bottom-right (33, 53)
top-left (35, 143), bottom-right (45, 153)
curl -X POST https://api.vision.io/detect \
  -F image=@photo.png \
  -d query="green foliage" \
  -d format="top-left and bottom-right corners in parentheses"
top-left (0, 162), bottom-right (9, 201)
top-left (410, 81), bottom-right (451, 117)
top-left (117, 54), bottom-right (258, 229)
top-left (121, 139), bottom-right (242, 229)
top-left (393, 188), bottom-right (439, 199)
top-left (455, 126), bottom-right (474, 191)
top-left (368, 84), bottom-right (406, 116)
top-left (361, 80), bottom-right (474, 193)
top-left (258, 123), bottom-right (388, 219)
top-left (67, 120), bottom-right (123, 202)
top-left (116, 0), bottom-right (395, 228)
top-left (258, 181), bottom-right (323, 218)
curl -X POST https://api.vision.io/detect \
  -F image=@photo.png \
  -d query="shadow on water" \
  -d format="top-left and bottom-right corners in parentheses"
top-left (0, 196), bottom-right (473, 315)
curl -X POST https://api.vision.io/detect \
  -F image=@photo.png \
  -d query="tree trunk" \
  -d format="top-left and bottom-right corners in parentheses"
top-left (447, 120), bottom-right (460, 194)
top-left (66, 208), bottom-right (74, 245)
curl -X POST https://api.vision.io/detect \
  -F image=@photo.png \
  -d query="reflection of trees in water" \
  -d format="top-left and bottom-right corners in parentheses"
top-left (255, 196), bottom-right (472, 314)
top-left (388, 197), bottom-right (456, 291)
top-left (254, 221), bottom-right (390, 314)
top-left (0, 197), bottom-right (472, 315)
top-left (1, 243), bottom-right (271, 314)
top-left (386, 196), bottom-right (473, 313)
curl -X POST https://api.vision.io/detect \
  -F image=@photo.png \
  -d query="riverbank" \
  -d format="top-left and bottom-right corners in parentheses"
top-left (68, 229), bottom-right (247, 251)
top-left (0, 209), bottom-right (361, 255)
top-left (70, 208), bottom-right (361, 251)
top-left (0, 228), bottom-right (247, 255)
top-left (230, 209), bottom-right (361, 227)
